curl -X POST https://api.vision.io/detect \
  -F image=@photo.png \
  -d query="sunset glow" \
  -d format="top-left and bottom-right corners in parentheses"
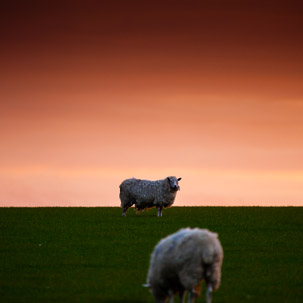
top-left (1, 1), bottom-right (302, 206)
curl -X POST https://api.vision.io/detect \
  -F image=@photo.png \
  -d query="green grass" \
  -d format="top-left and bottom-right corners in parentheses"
top-left (0, 207), bottom-right (302, 302)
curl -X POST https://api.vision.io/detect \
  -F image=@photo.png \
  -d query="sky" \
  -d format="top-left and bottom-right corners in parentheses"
top-left (0, 0), bottom-right (302, 206)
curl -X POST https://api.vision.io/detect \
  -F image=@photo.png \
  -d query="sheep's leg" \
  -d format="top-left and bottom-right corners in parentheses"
top-left (206, 284), bottom-right (213, 303)
top-left (179, 290), bottom-right (185, 303)
top-left (168, 290), bottom-right (174, 303)
top-left (187, 290), bottom-right (196, 303)
top-left (122, 206), bottom-right (129, 216)
top-left (157, 206), bottom-right (163, 217)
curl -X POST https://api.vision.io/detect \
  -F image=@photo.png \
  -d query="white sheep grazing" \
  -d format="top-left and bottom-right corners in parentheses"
top-left (119, 176), bottom-right (181, 217)
top-left (144, 228), bottom-right (223, 303)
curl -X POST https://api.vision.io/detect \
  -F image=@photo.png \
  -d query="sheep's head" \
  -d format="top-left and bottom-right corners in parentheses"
top-left (167, 176), bottom-right (182, 191)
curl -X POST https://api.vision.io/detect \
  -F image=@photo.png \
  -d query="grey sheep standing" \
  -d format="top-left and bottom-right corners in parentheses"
top-left (144, 228), bottom-right (223, 303)
top-left (119, 176), bottom-right (181, 217)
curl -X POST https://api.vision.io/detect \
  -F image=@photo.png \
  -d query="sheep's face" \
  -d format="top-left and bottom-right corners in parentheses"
top-left (167, 176), bottom-right (181, 191)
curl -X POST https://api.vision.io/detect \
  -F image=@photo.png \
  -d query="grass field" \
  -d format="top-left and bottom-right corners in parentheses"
top-left (0, 207), bottom-right (302, 302)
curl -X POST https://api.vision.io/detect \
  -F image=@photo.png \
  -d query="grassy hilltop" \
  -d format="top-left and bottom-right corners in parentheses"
top-left (0, 207), bottom-right (302, 302)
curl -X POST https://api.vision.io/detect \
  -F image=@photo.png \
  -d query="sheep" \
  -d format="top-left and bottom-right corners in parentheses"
top-left (119, 176), bottom-right (182, 217)
top-left (144, 228), bottom-right (223, 303)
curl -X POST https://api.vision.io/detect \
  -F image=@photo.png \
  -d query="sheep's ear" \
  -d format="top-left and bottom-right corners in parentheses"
top-left (177, 177), bottom-right (182, 181)
top-left (167, 177), bottom-right (170, 182)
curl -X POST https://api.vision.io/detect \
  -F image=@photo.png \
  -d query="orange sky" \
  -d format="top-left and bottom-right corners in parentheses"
top-left (0, 1), bottom-right (302, 206)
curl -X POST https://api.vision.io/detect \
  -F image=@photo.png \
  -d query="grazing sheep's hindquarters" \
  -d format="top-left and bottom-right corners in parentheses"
top-left (119, 176), bottom-right (181, 217)
top-left (145, 228), bottom-right (223, 303)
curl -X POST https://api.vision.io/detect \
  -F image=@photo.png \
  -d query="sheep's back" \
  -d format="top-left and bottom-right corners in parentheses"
top-left (148, 228), bottom-right (222, 287)
top-left (148, 229), bottom-right (193, 283)
top-left (120, 178), bottom-right (164, 200)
